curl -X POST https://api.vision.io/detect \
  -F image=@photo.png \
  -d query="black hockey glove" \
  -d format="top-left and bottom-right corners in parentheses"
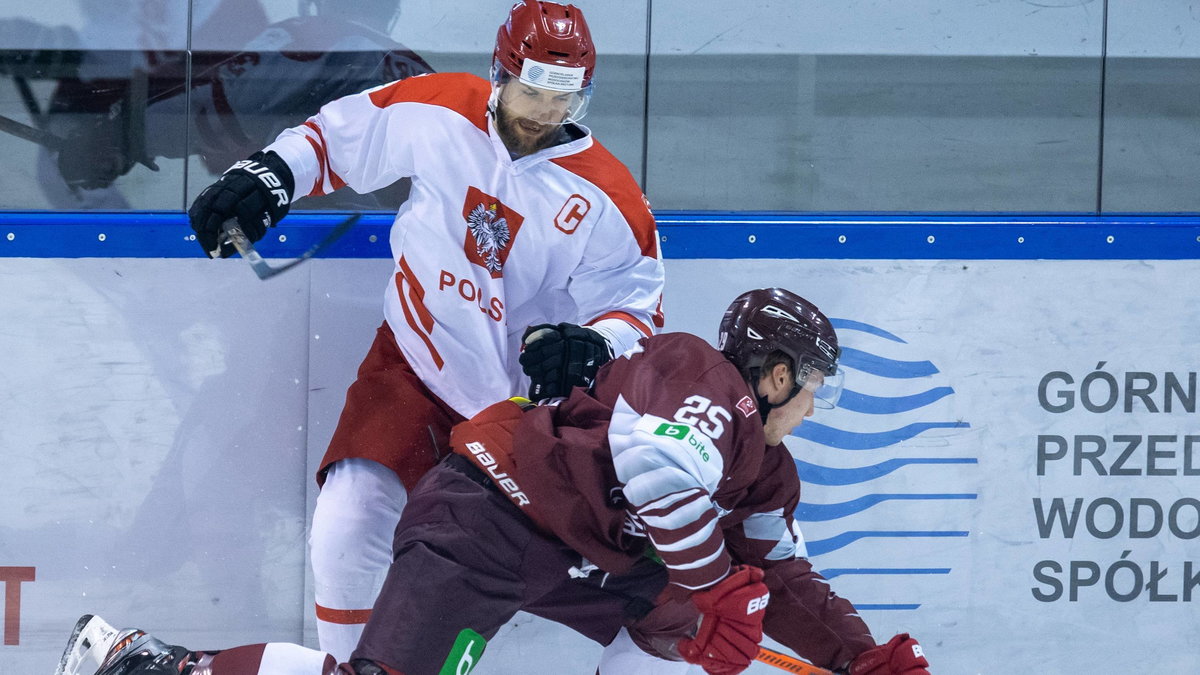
top-left (519, 322), bottom-right (613, 401)
top-left (188, 150), bottom-right (294, 258)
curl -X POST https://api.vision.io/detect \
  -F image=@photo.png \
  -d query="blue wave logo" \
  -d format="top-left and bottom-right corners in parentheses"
top-left (789, 318), bottom-right (977, 611)
top-left (526, 65), bottom-right (546, 82)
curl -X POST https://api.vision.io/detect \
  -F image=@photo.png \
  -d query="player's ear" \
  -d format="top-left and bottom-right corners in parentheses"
top-left (756, 363), bottom-right (786, 398)
top-left (779, 362), bottom-right (794, 385)
top-left (770, 362), bottom-right (791, 391)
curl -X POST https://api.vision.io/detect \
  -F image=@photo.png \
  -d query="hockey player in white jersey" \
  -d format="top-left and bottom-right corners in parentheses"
top-left (186, 0), bottom-right (665, 665)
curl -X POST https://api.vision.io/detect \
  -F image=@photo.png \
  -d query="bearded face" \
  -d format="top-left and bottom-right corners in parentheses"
top-left (494, 104), bottom-right (564, 157)
top-left (492, 78), bottom-right (580, 157)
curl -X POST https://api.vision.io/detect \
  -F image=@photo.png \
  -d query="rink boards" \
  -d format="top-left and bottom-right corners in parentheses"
top-left (1, 213), bottom-right (1198, 673)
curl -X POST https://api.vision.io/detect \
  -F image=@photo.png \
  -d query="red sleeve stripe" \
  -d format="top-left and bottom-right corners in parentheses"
top-left (586, 311), bottom-right (653, 339)
top-left (314, 604), bottom-right (371, 625)
top-left (302, 134), bottom-right (328, 197)
top-left (550, 143), bottom-right (659, 260)
top-left (394, 256), bottom-right (443, 370)
top-left (302, 121), bottom-right (347, 195)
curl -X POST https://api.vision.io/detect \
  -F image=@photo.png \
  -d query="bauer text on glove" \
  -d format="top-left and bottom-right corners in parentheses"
top-left (188, 150), bottom-right (294, 258)
top-left (848, 633), bottom-right (930, 675)
top-left (678, 565), bottom-right (771, 675)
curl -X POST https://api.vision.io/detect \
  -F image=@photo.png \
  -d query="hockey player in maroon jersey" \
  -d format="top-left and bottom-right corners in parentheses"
top-left (185, 0), bottom-right (664, 663)
top-left (55, 288), bottom-right (929, 675)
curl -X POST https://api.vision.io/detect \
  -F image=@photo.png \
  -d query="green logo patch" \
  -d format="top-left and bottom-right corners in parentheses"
top-left (653, 422), bottom-right (711, 462)
top-left (439, 628), bottom-right (487, 675)
top-left (653, 422), bottom-right (690, 439)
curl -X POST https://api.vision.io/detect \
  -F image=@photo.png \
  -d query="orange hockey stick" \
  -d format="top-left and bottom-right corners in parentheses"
top-left (755, 646), bottom-right (835, 674)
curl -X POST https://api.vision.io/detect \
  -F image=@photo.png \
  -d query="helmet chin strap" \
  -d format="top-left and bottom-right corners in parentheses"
top-left (751, 367), bottom-right (802, 424)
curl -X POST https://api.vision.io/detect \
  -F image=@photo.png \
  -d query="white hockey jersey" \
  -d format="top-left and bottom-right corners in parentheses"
top-left (266, 72), bottom-right (665, 417)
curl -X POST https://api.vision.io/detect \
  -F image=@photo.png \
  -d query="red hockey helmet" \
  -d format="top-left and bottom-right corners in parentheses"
top-left (495, 1), bottom-right (595, 87)
top-left (491, 1), bottom-right (595, 124)
top-left (718, 288), bottom-right (843, 409)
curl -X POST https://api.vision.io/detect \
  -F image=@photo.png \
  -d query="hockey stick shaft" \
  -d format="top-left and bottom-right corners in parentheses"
top-left (14, 76), bottom-right (45, 126)
top-left (219, 212), bottom-right (361, 280)
top-left (756, 646), bottom-right (835, 675)
top-left (0, 110), bottom-right (158, 171)
top-left (0, 111), bottom-right (65, 151)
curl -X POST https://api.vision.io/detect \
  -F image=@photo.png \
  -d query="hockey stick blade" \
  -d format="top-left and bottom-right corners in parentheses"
top-left (756, 646), bottom-right (835, 675)
top-left (219, 213), bottom-right (361, 280)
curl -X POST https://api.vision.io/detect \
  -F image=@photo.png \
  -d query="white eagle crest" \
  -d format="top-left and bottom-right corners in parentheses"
top-left (467, 202), bottom-right (511, 273)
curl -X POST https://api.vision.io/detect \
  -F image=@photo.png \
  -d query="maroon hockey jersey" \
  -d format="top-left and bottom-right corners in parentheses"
top-left (504, 331), bottom-right (874, 669)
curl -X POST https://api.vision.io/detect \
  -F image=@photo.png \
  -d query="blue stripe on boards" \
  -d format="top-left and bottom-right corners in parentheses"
top-left (792, 457), bottom-right (978, 485)
top-left (5, 211), bottom-right (1200, 259)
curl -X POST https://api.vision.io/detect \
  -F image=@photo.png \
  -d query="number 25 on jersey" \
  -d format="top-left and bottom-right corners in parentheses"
top-left (673, 395), bottom-right (731, 440)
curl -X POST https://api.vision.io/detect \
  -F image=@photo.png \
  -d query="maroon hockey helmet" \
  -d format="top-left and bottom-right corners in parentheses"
top-left (718, 288), bottom-right (843, 409)
top-left (494, 1), bottom-right (596, 87)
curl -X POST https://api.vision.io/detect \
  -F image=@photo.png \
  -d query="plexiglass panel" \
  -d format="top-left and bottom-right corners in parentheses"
top-left (645, 0), bottom-right (1106, 211)
top-left (1101, 0), bottom-right (1200, 212)
top-left (3, 1), bottom-right (1199, 215)
top-left (0, 1), bottom-right (191, 209)
top-left (183, 0), bottom-right (434, 210)
top-left (556, 2), bottom-right (650, 190)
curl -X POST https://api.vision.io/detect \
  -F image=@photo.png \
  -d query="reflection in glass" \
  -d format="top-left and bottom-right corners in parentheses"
top-left (4, 1), bottom-right (1198, 214)
top-left (0, 0), bottom-right (433, 211)
top-left (184, 0), bottom-right (434, 210)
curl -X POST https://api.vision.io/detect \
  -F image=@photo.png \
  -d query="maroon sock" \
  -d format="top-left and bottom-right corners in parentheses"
top-left (185, 644), bottom-right (267, 675)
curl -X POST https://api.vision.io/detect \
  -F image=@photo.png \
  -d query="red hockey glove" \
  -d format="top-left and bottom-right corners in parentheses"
top-left (848, 633), bottom-right (930, 675)
top-left (678, 565), bottom-right (771, 675)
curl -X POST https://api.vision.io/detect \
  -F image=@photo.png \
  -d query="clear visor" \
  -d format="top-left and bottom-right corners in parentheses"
top-left (797, 363), bottom-right (844, 409)
top-left (492, 68), bottom-right (592, 126)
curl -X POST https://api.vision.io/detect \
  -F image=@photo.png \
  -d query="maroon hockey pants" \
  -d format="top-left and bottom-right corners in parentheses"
top-left (350, 454), bottom-right (694, 674)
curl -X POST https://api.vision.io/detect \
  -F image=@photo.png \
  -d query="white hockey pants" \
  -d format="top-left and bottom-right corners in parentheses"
top-left (310, 458), bottom-right (408, 663)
